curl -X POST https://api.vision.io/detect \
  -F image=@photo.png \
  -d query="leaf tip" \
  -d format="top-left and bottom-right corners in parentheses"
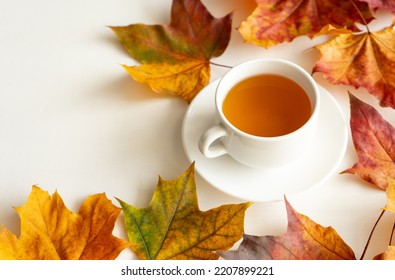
top-left (348, 91), bottom-right (358, 102)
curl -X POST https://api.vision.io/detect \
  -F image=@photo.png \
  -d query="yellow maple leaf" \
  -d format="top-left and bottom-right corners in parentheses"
top-left (123, 59), bottom-right (210, 103)
top-left (118, 163), bottom-right (251, 260)
top-left (0, 186), bottom-right (129, 260)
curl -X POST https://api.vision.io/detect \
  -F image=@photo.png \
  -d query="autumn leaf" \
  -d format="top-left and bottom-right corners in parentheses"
top-left (0, 186), bottom-right (129, 260)
top-left (342, 94), bottom-right (395, 190)
top-left (374, 180), bottom-right (395, 260)
top-left (110, 0), bottom-right (232, 103)
top-left (219, 197), bottom-right (356, 260)
top-left (384, 179), bottom-right (395, 213)
top-left (117, 163), bottom-right (251, 260)
top-left (313, 26), bottom-right (395, 108)
top-left (312, 24), bottom-right (353, 38)
top-left (357, 0), bottom-right (395, 14)
top-left (374, 246), bottom-right (395, 260)
top-left (238, 0), bottom-right (373, 48)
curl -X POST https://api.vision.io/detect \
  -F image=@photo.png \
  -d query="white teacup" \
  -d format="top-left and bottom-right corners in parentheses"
top-left (198, 58), bottom-right (320, 168)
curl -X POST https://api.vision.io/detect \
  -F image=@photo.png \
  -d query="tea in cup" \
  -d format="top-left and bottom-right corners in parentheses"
top-left (198, 58), bottom-right (320, 168)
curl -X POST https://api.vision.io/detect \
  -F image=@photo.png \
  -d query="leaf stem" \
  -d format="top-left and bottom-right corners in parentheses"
top-left (348, 0), bottom-right (371, 33)
top-left (390, 221), bottom-right (395, 246)
top-left (360, 209), bottom-right (385, 260)
top-left (210, 61), bottom-right (233, 69)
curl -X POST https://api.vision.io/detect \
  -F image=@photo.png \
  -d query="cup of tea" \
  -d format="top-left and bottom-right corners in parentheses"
top-left (198, 58), bottom-right (320, 168)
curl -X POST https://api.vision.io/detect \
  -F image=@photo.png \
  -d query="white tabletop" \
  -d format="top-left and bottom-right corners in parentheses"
top-left (0, 0), bottom-right (394, 260)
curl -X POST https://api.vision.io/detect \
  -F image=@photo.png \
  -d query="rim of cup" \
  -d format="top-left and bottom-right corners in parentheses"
top-left (215, 58), bottom-right (321, 142)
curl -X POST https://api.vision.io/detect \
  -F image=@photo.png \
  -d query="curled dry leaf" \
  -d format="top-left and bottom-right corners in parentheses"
top-left (0, 186), bottom-right (129, 260)
top-left (238, 0), bottom-right (373, 48)
top-left (342, 94), bottom-right (395, 190)
top-left (314, 26), bottom-right (395, 109)
top-left (110, 0), bottom-right (232, 103)
top-left (117, 163), bottom-right (251, 260)
top-left (219, 197), bottom-right (356, 260)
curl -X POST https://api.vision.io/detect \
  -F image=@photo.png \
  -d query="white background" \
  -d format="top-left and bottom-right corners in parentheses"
top-left (0, 0), bottom-right (394, 260)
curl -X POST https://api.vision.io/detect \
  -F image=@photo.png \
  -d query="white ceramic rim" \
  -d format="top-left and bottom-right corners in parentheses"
top-left (215, 58), bottom-right (321, 142)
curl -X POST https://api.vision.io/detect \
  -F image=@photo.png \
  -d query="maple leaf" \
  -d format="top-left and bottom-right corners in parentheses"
top-left (342, 94), bottom-right (395, 190)
top-left (374, 180), bottom-right (395, 260)
top-left (219, 197), bottom-right (356, 260)
top-left (384, 179), bottom-right (395, 213)
top-left (313, 26), bottom-right (395, 109)
top-left (0, 186), bottom-right (129, 260)
top-left (357, 0), bottom-right (395, 14)
top-left (117, 163), bottom-right (251, 260)
top-left (313, 24), bottom-right (353, 38)
top-left (374, 246), bottom-right (395, 260)
top-left (238, 0), bottom-right (373, 48)
top-left (110, 0), bottom-right (232, 103)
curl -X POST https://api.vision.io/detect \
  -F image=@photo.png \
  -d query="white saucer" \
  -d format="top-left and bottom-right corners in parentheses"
top-left (181, 79), bottom-right (348, 202)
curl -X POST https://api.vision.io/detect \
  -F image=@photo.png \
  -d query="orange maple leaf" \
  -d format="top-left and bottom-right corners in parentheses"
top-left (384, 179), bottom-right (395, 212)
top-left (238, 0), bottom-right (373, 48)
top-left (374, 246), bottom-right (395, 260)
top-left (0, 186), bottom-right (129, 260)
top-left (219, 197), bottom-right (356, 260)
top-left (314, 26), bottom-right (395, 109)
top-left (342, 94), bottom-right (395, 190)
top-left (371, 180), bottom-right (395, 260)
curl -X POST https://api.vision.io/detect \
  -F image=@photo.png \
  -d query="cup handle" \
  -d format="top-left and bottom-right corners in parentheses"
top-left (198, 124), bottom-right (228, 158)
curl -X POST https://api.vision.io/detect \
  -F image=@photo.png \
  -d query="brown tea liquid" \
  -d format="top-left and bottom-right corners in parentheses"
top-left (222, 74), bottom-right (312, 137)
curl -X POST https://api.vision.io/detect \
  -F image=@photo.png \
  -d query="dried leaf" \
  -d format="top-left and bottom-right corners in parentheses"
top-left (314, 26), bottom-right (395, 108)
top-left (122, 60), bottom-right (209, 103)
top-left (118, 163), bottom-right (251, 260)
top-left (357, 0), bottom-right (395, 14)
top-left (313, 24), bottom-right (353, 38)
top-left (238, 0), bottom-right (373, 48)
top-left (219, 197), bottom-right (356, 260)
top-left (374, 179), bottom-right (395, 259)
top-left (0, 186), bottom-right (129, 260)
top-left (374, 246), bottom-right (395, 260)
top-left (110, 0), bottom-right (232, 102)
top-left (384, 179), bottom-right (395, 213)
top-left (342, 94), bottom-right (395, 190)
top-left (0, 227), bottom-right (18, 260)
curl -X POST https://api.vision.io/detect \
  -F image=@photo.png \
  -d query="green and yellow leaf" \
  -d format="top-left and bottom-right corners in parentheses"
top-left (118, 163), bottom-right (251, 260)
